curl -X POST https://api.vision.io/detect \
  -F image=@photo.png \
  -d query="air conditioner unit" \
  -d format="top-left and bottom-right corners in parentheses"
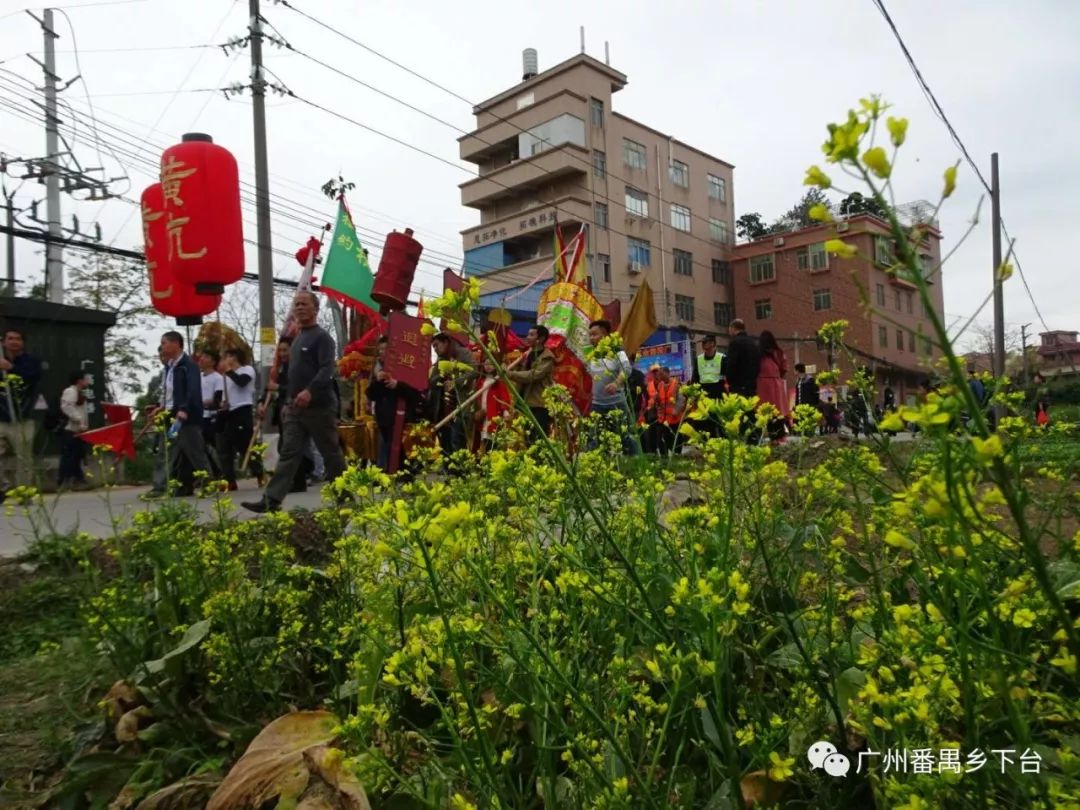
top-left (836, 222), bottom-right (850, 233)
top-left (773, 237), bottom-right (785, 247)
top-left (627, 261), bottom-right (643, 274)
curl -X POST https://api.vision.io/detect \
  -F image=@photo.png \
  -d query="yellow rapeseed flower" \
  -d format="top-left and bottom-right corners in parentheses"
top-left (804, 165), bottom-right (832, 189)
top-left (767, 751), bottom-right (795, 781)
top-left (886, 116), bottom-right (908, 147)
top-left (972, 434), bottom-right (1004, 462)
top-left (808, 203), bottom-right (833, 223)
top-left (943, 164), bottom-right (958, 198)
top-left (862, 147), bottom-right (892, 179)
top-left (885, 530), bottom-right (916, 551)
top-left (1012, 608), bottom-right (1037, 628)
top-left (824, 239), bottom-right (858, 259)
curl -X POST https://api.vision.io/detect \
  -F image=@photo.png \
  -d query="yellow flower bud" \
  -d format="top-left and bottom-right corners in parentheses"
top-left (886, 116), bottom-right (908, 147)
top-left (808, 203), bottom-right (833, 223)
top-left (824, 239), bottom-right (858, 259)
top-left (803, 165), bottom-right (832, 189)
top-left (943, 164), bottom-right (958, 198)
top-left (420, 323), bottom-right (436, 336)
top-left (862, 147), bottom-right (892, 179)
top-left (884, 530), bottom-right (916, 551)
top-left (996, 261), bottom-right (1014, 282)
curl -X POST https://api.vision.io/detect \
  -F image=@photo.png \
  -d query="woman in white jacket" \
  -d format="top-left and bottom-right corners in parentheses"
top-left (58, 370), bottom-right (90, 489)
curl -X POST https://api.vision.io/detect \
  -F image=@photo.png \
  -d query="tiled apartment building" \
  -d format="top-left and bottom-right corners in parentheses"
top-left (730, 213), bottom-right (945, 402)
top-left (458, 50), bottom-right (735, 332)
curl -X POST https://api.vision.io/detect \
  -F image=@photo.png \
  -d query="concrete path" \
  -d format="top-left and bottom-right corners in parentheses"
top-left (0, 480), bottom-right (326, 558)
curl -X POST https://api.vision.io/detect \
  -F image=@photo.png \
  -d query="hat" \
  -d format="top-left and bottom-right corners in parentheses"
top-left (701, 334), bottom-right (717, 344)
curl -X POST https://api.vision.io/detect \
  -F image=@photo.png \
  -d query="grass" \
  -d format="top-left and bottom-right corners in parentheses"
top-left (0, 558), bottom-right (103, 808)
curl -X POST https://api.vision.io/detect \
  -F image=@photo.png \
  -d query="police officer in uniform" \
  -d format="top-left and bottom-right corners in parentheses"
top-left (692, 334), bottom-right (726, 437)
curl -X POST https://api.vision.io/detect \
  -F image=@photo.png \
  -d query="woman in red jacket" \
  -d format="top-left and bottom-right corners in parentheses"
top-left (756, 330), bottom-right (789, 441)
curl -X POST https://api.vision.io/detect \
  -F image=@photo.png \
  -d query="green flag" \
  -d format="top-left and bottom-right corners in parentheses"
top-left (319, 199), bottom-right (378, 315)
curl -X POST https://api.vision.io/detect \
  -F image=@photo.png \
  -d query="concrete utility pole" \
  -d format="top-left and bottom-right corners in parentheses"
top-left (1020, 322), bottom-right (1032, 385)
top-left (249, 0), bottom-right (275, 366)
top-left (991, 153), bottom-right (1005, 380)
top-left (3, 186), bottom-right (15, 294)
top-left (42, 8), bottom-right (63, 303)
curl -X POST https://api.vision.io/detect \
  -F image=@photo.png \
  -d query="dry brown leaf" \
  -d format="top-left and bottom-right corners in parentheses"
top-left (103, 680), bottom-right (142, 721)
top-left (740, 769), bottom-right (783, 807)
top-left (206, 710), bottom-right (339, 810)
top-left (115, 705), bottom-right (153, 744)
top-left (303, 746), bottom-right (371, 810)
top-left (135, 774), bottom-right (222, 810)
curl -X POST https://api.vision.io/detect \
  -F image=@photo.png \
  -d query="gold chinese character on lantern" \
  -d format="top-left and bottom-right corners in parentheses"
top-left (165, 215), bottom-right (208, 261)
top-left (160, 156), bottom-right (198, 207)
top-left (141, 203), bottom-right (163, 248)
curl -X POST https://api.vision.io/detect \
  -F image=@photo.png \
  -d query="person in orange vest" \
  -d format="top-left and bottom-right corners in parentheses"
top-left (645, 363), bottom-right (682, 456)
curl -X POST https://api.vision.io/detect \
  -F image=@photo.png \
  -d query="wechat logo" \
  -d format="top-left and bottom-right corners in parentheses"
top-left (808, 741), bottom-right (850, 777)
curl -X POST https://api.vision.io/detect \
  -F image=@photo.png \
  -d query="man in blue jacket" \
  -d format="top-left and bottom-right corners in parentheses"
top-left (0, 327), bottom-right (43, 490)
top-left (150, 330), bottom-right (210, 497)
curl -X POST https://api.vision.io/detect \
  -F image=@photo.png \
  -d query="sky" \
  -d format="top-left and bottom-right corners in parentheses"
top-left (1, 0), bottom-right (1077, 351)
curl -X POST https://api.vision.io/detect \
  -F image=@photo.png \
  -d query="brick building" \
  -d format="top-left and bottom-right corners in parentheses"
top-left (1037, 330), bottom-right (1080, 377)
top-left (730, 213), bottom-right (944, 404)
top-left (458, 49), bottom-right (735, 333)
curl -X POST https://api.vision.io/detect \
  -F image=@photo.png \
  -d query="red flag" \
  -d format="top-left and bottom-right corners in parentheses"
top-left (79, 421), bottom-right (136, 460)
top-left (102, 403), bottom-right (132, 425)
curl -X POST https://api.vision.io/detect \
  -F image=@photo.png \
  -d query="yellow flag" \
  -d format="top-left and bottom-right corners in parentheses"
top-left (621, 279), bottom-right (658, 356)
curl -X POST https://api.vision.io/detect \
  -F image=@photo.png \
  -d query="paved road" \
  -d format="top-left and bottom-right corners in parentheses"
top-left (0, 480), bottom-right (326, 558)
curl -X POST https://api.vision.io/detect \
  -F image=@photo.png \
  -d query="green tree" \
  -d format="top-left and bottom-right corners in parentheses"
top-left (66, 252), bottom-right (164, 401)
top-left (735, 212), bottom-right (768, 242)
top-left (782, 187), bottom-right (832, 230)
top-left (838, 191), bottom-right (887, 219)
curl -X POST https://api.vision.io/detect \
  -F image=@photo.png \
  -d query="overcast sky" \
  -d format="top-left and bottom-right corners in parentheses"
top-left (1, 0), bottom-right (1077, 346)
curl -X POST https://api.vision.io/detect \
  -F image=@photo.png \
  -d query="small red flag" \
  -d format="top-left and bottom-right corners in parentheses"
top-left (79, 421), bottom-right (136, 461)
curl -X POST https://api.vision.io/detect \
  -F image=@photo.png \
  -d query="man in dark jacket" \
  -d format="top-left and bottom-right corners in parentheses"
top-left (723, 319), bottom-right (761, 398)
top-left (0, 327), bottom-right (43, 489)
top-left (794, 363), bottom-right (820, 408)
top-left (156, 330), bottom-right (211, 496)
top-left (244, 292), bottom-right (347, 513)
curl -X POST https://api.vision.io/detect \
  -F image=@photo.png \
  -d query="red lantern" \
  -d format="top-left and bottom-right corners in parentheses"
top-left (141, 183), bottom-right (221, 325)
top-left (372, 228), bottom-right (423, 311)
top-left (159, 133), bottom-right (244, 295)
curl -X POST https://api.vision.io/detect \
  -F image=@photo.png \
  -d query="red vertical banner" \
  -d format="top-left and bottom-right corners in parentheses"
top-left (441, 267), bottom-right (469, 345)
top-left (384, 312), bottom-right (433, 474)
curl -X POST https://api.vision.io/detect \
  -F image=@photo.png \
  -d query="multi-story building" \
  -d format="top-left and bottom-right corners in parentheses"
top-left (1037, 330), bottom-right (1080, 377)
top-left (458, 49), bottom-right (735, 334)
top-left (730, 212), bottom-right (944, 404)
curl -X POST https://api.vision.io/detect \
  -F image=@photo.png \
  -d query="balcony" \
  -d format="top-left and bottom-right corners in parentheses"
top-left (459, 89), bottom-right (588, 162)
top-left (461, 195), bottom-right (594, 250)
top-left (460, 143), bottom-right (589, 209)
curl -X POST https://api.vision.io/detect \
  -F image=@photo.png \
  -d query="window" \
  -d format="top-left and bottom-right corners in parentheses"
top-left (798, 243), bottom-right (828, 270)
top-left (673, 248), bottom-right (693, 276)
top-left (711, 259), bottom-right (730, 284)
top-left (589, 98), bottom-right (604, 128)
top-left (670, 159), bottom-right (689, 188)
top-left (708, 173), bottom-right (726, 202)
top-left (625, 186), bottom-right (649, 218)
top-left (595, 203), bottom-right (608, 230)
top-left (714, 302), bottom-right (731, 327)
top-left (875, 235), bottom-right (894, 266)
top-left (709, 217), bottom-right (729, 243)
top-left (813, 288), bottom-right (832, 311)
top-left (875, 283), bottom-right (885, 307)
top-left (675, 294), bottom-right (695, 321)
top-left (908, 330), bottom-right (915, 352)
top-left (923, 337), bottom-right (933, 356)
top-left (894, 289), bottom-right (902, 311)
top-left (754, 298), bottom-right (772, 320)
top-left (879, 326), bottom-right (888, 347)
top-left (623, 138), bottom-right (647, 170)
top-left (598, 253), bottom-right (611, 283)
top-left (593, 150), bottom-right (606, 178)
top-left (897, 329), bottom-right (905, 351)
top-left (906, 291), bottom-right (913, 314)
top-left (628, 237), bottom-right (651, 267)
top-left (749, 254), bottom-right (775, 283)
top-left (670, 204), bottom-right (691, 232)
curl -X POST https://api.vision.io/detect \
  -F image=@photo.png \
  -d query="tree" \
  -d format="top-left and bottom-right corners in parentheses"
top-left (66, 252), bottom-right (165, 402)
top-left (838, 191), bottom-right (887, 219)
top-left (782, 188), bottom-right (832, 230)
top-left (736, 212), bottom-right (768, 242)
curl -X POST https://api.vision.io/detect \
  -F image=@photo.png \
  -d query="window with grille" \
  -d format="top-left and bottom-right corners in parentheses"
top-left (589, 98), bottom-right (604, 128)
top-left (623, 138), bottom-right (647, 170)
top-left (670, 204), bottom-right (691, 232)
top-left (675, 294), bottom-right (695, 321)
top-left (593, 150), bottom-right (606, 178)
top-left (875, 235), bottom-right (894, 266)
top-left (750, 254), bottom-right (775, 283)
top-left (670, 160), bottom-right (689, 188)
top-left (673, 248), bottom-right (693, 276)
top-left (714, 302), bottom-right (731, 327)
top-left (709, 218), bottom-right (728, 243)
top-left (879, 326), bottom-right (888, 347)
top-left (897, 329), bottom-right (905, 351)
top-left (711, 259), bottom-right (730, 284)
top-left (595, 203), bottom-right (608, 230)
top-left (628, 237), bottom-right (651, 267)
top-left (625, 186), bottom-right (649, 218)
top-left (798, 243), bottom-right (827, 270)
top-left (813, 288), bottom-right (832, 311)
top-left (755, 299), bottom-right (772, 320)
top-left (876, 283), bottom-right (885, 307)
top-left (708, 173), bottom-right (726, 202)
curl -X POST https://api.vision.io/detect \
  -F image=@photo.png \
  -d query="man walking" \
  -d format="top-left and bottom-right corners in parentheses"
top-left (198, 351), bottom-right (225, 477)
top-left (586, 319), bottom-right (636, 454)
top-left (506, 324), bottom-right (556, 440)
top-left (723, 319), bottom-right (760, 399)
top-left (0, 327), bottom-right (43, 490)
top-left (156, 331), bottom-right (210, 496)
top-left (243, 292), bottom-right (346, 513)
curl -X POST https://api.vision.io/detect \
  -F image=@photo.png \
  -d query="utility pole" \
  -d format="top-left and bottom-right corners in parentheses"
top-left (249, 0), bottom-right (275, 366)
top-left (991, 153), bottom-right (1005, 381)
top-left (1020, 322), bottom-right (1031, 386)
top-left (42, 8), bottom-right (63, 303)
top-left (3, 186), bottom-right (15, 294)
